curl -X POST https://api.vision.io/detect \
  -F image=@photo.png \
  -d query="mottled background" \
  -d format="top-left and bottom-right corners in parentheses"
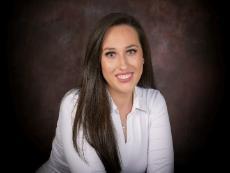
top-left (5, 0), bottom-right (227, 172)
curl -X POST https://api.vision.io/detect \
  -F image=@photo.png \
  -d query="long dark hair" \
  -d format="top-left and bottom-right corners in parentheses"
top-left (72, 12), bottom-right (154, 172)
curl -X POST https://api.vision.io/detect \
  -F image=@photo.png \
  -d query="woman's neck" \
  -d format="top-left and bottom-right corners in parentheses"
top-left (108, 89), bottom-right (134, 116)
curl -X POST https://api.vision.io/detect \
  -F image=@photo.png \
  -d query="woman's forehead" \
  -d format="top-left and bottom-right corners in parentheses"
top-left (102, 25), bottom-right (140, 49)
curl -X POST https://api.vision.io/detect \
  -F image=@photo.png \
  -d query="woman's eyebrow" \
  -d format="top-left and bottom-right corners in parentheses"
top-left (126, 44), bottom-right (139, 49)
top-left (102, 44), bottom-right (139, 51)
top-left (102, 47), bottom-right (116, 51)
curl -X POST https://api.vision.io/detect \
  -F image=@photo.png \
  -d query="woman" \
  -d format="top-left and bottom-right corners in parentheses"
top-left (37, 13), bottom-right (174, 173)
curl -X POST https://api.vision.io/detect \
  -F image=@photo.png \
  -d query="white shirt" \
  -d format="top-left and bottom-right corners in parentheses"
top-left (37, 87), bottom-right (174, 173)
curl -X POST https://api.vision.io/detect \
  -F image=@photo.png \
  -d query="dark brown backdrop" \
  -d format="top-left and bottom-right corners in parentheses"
top-left (6, 0), bottom-right (227, 172)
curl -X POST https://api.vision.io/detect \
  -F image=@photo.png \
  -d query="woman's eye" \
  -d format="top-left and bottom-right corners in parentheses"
top-left (105, 52), bottom-right (116, 58)
top-left (127, 49), bottom-right (137, 55)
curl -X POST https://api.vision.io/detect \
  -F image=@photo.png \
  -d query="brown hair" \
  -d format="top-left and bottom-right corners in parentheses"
top-left (72, 12), bottom-right (155, 172)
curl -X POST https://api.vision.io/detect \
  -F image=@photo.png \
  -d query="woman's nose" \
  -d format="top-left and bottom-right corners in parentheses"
top-left (118, 54), bottom-right (128, 70)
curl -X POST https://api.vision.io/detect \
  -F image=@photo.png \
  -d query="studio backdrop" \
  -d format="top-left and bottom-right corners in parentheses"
top-left (7, 0), bottom-right (226, 172)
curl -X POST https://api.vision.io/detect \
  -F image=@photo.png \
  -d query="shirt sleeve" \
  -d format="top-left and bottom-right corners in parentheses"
top-left (147, 90), bottom-right (174, 173)
top-left (36, 92), bottom-right (73, 173)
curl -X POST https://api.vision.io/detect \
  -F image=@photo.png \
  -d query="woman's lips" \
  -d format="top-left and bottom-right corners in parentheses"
top-left (115, 72), bottom-right (133, 83)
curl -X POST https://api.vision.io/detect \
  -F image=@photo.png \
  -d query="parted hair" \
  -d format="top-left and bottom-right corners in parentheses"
top-left (72, 12), bottom-right (155, 172)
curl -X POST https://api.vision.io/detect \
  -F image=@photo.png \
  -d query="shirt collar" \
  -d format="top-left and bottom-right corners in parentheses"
top-left (108, 86), bottom-right (147, 114)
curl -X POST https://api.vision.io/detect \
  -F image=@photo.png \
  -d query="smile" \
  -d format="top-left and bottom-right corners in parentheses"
top-left (116, 72), bottom-right (133, 82)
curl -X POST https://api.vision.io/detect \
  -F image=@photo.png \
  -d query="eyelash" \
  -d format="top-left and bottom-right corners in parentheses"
top-left (127, 49), bottom-right (137, 55)
top-left (105, 51), bottom-right (116, 57)
top-left (104, 49), bottom-right (137, 58)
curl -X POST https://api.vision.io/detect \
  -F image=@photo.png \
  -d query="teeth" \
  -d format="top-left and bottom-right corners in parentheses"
top-left (117, 73), bottom-right (131, 79)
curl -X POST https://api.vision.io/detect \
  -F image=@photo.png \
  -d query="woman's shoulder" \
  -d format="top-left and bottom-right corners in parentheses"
top-left (136, 86), bottom-right (167, 109)
top-left (137, 86), bottom-right (164, 99)
top-left (63, 88), bottom-right (79, 99)
top-left (60, 88), bottom-right (80, 110)
top-left (58, 88), bottom-right (80, 124)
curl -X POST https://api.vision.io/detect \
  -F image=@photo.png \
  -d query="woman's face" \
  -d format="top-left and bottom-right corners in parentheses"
top-left (101, 24), bottom-right (144, 95)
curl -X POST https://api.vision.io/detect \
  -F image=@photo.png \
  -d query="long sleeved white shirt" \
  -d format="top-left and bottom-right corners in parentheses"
top-left (37, 87), bottom-right (174, 173)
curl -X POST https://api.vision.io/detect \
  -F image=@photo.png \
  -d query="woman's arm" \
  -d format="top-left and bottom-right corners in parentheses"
top-left (147, 91), bottom-right (174, 173)
top-left (36, 92), bottom-right (74, 173)
top-left (36, 121), bottom-right (71, 173)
